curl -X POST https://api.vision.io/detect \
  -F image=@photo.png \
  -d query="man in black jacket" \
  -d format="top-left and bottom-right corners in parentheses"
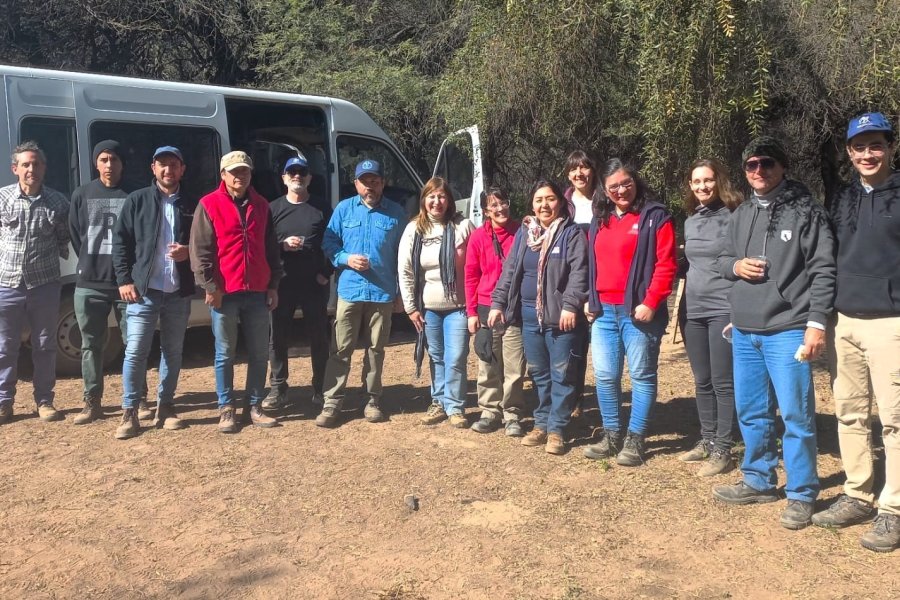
top-left (811, 112), bottom-right (900, 553)
top-left (111, 146), bottom-right (195, 439)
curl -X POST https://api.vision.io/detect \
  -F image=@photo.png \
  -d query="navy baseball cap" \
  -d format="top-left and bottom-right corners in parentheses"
top-left (152, 146), bottom-right (184, 162)
top-left (355, 159), bottom-right (383, 179)
top-left (847, 112), bottom-right (893, 141)
top-left (283, 156), bottom-right (309, 173)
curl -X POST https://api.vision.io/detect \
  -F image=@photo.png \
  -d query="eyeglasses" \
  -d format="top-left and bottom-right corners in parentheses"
top-left (744, 158), bottom-right (777, 172)
top-left (605, 179), bottom-right (634, 194)
top-left (285, 168), bottom-right (309, 177)
top-left (487, 199), bottom-right (510, 211)
top-left (849, 143), bottom-right (887, 156)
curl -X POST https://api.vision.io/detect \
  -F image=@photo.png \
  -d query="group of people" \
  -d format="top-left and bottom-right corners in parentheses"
top-left (0, 111), bottom-right (896, 553)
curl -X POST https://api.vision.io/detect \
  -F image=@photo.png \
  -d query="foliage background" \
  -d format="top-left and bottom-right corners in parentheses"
top-left (0, 0), bottom-right (897, 210)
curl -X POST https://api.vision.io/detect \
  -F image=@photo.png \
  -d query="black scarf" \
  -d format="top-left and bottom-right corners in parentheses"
top-left (411, 220), bottom-right (458, 310)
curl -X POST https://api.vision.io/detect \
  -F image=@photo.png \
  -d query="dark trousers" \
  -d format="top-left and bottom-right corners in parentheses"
top-left (269, 280), bottom-right (330, 395)
top-left (683, 314), bottom-right (736, 451)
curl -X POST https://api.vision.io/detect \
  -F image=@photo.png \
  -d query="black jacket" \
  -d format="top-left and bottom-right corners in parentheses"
top-left (718, 179), bottom-right (835, 332)
top-left (830, 171), bottom-right (900, 316)
top-left (112, 181), bottom-right (196, 297)
top-left (491, 217), bottom-right (588, 329)
top-left (69, 178), bottom-right (133, 289)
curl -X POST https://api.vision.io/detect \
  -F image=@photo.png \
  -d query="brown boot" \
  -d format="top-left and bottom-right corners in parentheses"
top-left (115, 408), bottom-right (140, 440)
top-left (73, 396), bottom-right (102, 425)
top-left (153, 403), bottom-right (185, 430)
top-left (36, 403), bottom-right (63, 422)
top-left (545, 432), bottom-right (566, 455)
top-left (218, 404), bottom-right (237, 433)
top-left (521, 428), bottom-right (547, 447)
top-left (137, 399), bottom-right (153, 421)
top-left (249, 405), bottom-right (277, 428)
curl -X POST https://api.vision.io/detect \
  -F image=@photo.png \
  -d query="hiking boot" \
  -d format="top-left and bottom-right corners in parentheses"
top-left (420, 403), bottom-right (447, 425)
top-left (780, 499), bottom-right (815, 530)
top-left (218, 404), bottom-right (237, 433)
top-left (712, 481), bottom-right (779, 505)
top-left (504, 419), bottom-right (524, 437)
top-left (545, 432), bottom-right (566, 455)
top-left (680, 439), bottom-right (713, 462)
top-left (153, 403), bottom-right (185, 430)
top-left (315, 405), bottom-right (340, 428)
top-left (249, 405), bottom-right (278, 428)
top-left (0, 402), bottom-right (12, 425)
top-left (36, 403), bottom-right (63, 422)
top-left (697, 448), bottom-right (735, 477)
top-left (860, 514), bottom-right (900, 553)
top-left (583, 429), bottom-right (623, 460)
top-left (521, 428), bottom-right (547, 447)
top-left (115, 408), bottom-right (140, 440)
top-left (448, 413), bottom-right (468, 429)
top-left (471, 416), bottom-right (500, 434)
top-left (363, 400), bottom-right (386, 423)
top-left (137, 399), bottom-right (153, 420)
top-left (73, 396), bottom-right (102, 425)
top-left (261, 387), bottom-right (289, 410)
top-left (616, 431), bottom-right (645, 467)
top-left (812, 494), bottom-right (876, 528)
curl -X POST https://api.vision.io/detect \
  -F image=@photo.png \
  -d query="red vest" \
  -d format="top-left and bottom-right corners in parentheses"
top-left (199, 182), bottom-right (271, 294)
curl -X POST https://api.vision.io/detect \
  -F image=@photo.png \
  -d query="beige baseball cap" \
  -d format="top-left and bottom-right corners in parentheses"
top-left (220, 151), bottom-right (253, 172)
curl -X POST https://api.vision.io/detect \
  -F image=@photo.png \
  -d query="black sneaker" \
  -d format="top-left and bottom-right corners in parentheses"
top-left (471, 417), bottom-right (500, 434)
top-left (780, 499), bottom-right (815, 530)
top-left (860, 514), bottom-right (900, 553)
top-left (615, 431), bottom-right (645, 467)
top-left (583, 429), bottom-right (623, 460)
top-left (712, 481), bottom-right (779, 505)
top-left (811, 494), bottom-right (876, 528)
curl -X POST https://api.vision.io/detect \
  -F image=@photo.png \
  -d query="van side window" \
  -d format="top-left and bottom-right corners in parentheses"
top-left (89, 122), bottom-right (221, 201)
top-left (337, 136), bottom-right (421, 216)
top-left (20, 117), bottom-right (79, 196)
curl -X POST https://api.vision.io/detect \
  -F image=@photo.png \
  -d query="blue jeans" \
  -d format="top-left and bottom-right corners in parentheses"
top-left (0, 282), bottom-right (61, 406)
top-left (521, 305), bottom-right (584, 435)
top-left (732, 327), bottom-right (819, 502)
top-left (424, 308), bottom-right (469, 416)
top-left (591, 303), bottom-right (665, 435)
top-left (210, 292), bottom-right (271, 407)
top-left (122, 289), bottom-right (190, 408)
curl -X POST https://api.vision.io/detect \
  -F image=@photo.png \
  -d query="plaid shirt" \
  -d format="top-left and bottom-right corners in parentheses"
top-left (0, 183), bottom-right (70, 289)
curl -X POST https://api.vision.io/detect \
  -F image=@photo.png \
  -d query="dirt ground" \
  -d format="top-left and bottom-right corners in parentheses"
top-left (0, 318), bottom-right (897, 600)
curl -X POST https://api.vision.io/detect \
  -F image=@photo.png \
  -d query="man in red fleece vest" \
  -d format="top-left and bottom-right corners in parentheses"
top-left (190, 151), bottom-right (284, 433)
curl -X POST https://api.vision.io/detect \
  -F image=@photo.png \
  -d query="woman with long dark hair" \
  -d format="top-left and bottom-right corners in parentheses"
top-left (489, 179), bottom-right (589, 455)
top-left (399, 177), bottom-right (475, 428)
top-left (679, 158), bottom-right (742, 475)
top-left (582, 160), bottom-right (677, 466)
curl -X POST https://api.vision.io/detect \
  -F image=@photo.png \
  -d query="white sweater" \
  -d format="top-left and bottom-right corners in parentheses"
top-left (398, 216), bottom-right (474, 313)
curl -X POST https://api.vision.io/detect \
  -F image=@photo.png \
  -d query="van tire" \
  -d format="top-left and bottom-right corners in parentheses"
top-left (54, 290), bottom-right (125, 377)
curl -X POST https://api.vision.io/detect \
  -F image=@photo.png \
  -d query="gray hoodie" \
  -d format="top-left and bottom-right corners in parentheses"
top-left (717, 179), bottom-right (835, 332)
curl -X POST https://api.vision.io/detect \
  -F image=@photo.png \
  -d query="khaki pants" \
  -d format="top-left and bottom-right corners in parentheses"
top-left (322, 298), bottom-right (393, 409)
top-left (829, 313), bottom-right (900, 515)
top-left (476, 305), bottom-right (526, 422)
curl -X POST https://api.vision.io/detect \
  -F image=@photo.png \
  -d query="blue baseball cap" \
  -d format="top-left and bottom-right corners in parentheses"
top-left (152, 146), bottom-right (184, 162)
top-left (847, 112), bottom-right (893, 141)
top-left (282, 156), bottom-right (309, 173)
top-left (355, 159), bottom-right (383, 179)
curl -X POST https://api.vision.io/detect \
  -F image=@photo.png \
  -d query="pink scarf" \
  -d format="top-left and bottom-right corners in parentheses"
top-left (522, 215), bottom-right (564, 327)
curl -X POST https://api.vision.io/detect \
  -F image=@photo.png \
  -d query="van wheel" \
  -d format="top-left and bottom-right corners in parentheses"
top-left (55, 291), bottom-right (125, 377)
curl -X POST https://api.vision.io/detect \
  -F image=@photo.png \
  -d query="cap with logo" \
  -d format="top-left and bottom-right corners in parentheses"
top-left (152, 146), bottom-right (183, 162)
top-left (847, 112), bottom-right (893, 142)
top-left (220, 150), bottom-right (253, 172)
top-left (355, 159), bottom-right (383, 179)
top-left (283, 156), bottom-right (309, 173)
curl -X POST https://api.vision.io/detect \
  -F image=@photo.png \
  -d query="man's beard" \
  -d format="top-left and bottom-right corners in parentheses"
top-left (288, 182), bottom-right (304, 194)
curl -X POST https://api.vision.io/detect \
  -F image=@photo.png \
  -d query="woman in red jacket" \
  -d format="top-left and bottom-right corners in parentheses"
top-left (464, 188), bottom-right (526, 437)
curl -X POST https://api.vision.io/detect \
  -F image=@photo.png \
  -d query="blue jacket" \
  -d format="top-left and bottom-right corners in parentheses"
top-left (323, 194), bottom-right (405, 303)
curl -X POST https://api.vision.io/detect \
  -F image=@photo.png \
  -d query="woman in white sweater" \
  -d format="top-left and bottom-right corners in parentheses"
top-left (399, 177), bottom-right (475, 428)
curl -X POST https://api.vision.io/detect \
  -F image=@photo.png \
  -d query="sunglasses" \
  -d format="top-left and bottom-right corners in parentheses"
top-left (285, 168), bottom-right (310, 177)
top-left (744, 158), bottom-right (777, 172)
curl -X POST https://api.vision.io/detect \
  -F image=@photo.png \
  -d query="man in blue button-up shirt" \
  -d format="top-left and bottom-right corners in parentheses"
top-left (316, 160), bottom-right (405, 427)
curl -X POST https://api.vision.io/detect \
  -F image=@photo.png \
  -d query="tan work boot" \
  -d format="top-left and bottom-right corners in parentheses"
top-left (153, 403), bottom-right (185, 430)
top-left (218, 404), bottom-right (237, 433)
top-left (248, 405), bottom-right (277, 428)
top-left (137, 399), bottom-right (153, 421)
top-left (73, 396), bottom-right (102, 425)
top-left (36, 403), bottom-right (63, 422)
top-left (420, 403), bottom-right (447, 425)
top-left (545, 432), bottom-right (566, 455)
top-left (115, 408), bottom-right (140, 440)
top-left (521, 428), bottom-right (547, 447)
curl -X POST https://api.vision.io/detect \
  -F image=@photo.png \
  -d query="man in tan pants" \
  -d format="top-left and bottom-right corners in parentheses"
top-left (812, 111), bottom-right (900, 553)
